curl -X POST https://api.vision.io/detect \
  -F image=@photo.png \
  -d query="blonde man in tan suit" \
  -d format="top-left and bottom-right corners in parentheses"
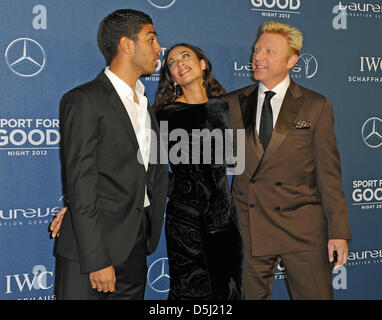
top-left (225, 21), bottom-right (352, 300)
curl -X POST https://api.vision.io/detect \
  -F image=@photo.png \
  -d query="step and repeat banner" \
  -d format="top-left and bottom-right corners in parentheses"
top-left (0, 0), bottom-right (381, 300)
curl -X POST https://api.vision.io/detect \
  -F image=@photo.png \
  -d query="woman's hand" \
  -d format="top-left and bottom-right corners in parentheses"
top-left (50, 207), bottom-right (67, 238)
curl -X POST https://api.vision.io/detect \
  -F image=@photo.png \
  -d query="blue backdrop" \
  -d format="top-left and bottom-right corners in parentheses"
top-left (0, 0), bottom-right (381, 300)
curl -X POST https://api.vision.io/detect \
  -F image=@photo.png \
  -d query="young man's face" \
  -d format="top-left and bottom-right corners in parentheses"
top-left (131, 24), bottom-right (162, 76)
top-left (252, 32), bottom-right (297, 89)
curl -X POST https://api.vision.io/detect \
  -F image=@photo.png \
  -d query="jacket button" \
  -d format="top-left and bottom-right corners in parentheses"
top-left (249, 204), bottom-right (255, 208)
top-left (275, 182), bottom-right (282, 186)
top-left (250, 178), bottom-right (255, 184)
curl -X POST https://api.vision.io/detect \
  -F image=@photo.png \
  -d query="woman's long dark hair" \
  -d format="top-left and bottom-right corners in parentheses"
top-left (153, 43), bottom-right (225, 111)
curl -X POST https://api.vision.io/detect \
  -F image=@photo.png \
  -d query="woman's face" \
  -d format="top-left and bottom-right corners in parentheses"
top-left (166, 46), bottom-right (206, 88)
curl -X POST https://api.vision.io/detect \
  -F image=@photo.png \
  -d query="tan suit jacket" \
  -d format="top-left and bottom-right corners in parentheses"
top-left (225, 80), bottom-right (352, 257)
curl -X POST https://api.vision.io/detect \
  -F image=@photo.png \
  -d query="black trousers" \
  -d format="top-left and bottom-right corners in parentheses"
top-left (54, 208), bottom-right (149, 300)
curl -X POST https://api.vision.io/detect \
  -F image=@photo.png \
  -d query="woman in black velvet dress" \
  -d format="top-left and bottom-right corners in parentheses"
top-left (154, 43), bottom-right (243, 300)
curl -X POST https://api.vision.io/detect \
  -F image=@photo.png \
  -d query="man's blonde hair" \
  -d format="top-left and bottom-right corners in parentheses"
top-left (256, 21), bottom-right (303, 56)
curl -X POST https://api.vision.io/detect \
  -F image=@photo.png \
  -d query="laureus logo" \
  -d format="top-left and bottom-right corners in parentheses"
top-left (291, 53), bottom-right (318, 79)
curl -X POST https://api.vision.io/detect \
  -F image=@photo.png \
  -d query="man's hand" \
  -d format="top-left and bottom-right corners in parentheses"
top-left (328, 239), bottom-right (348, 270)
top-left (50, 207), bottom-right (67, 238)
top-left (89, 266), bottom-right (116, 293)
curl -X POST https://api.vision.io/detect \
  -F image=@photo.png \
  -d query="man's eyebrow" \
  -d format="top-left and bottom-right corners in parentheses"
top-left (147, 31), bottom-right (157, 36)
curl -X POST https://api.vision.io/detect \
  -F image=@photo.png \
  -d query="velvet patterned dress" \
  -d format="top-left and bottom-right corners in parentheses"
top-left (156, 98), bottom-right (243, 300)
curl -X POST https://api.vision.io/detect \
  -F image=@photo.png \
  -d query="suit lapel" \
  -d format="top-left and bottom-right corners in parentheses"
top-left (147, 105), bottom-right (162, 168)
top-left (238, 84), bottom-right (264, 176)
top-left (255, 80), bottom-right (306, 174)
top-left (108, 89), bottom-right (140, 151)
top-left (97, 71), bottom-right (143, 167)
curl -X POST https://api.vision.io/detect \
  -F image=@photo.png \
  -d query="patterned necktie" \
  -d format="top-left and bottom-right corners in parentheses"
top-left (259, 90), bottom-right (276, 151)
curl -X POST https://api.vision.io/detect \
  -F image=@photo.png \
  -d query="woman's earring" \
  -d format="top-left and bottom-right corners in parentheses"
top-left (174, 84), bottom-right (182, 96)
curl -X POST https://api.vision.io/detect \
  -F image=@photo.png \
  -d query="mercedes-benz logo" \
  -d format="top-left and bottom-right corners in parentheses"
top-left (147, 257), bottom-right (170, 293)
top-left (5, 38), bottom-right (46, 77)
top-left (362, 117), bottom-right (382, 148)
top-left (148, 0), bottom-right (177, 9)
top-left (292, 53), bottom-right (318, 79)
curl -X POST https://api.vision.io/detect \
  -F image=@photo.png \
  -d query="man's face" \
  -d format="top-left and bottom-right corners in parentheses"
top-left (131, 24), bottom-right (161, 76)
top-left (252, 32), bottom-right (297, 89)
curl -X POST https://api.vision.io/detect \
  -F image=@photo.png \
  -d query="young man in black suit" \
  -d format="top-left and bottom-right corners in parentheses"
top-left (54, 9), bottom-right (168, 300)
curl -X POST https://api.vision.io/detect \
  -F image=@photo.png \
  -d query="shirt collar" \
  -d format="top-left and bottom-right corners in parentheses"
top-left (259, 75), bottom-right (290, 100)
top-left (104, 66), bottom-right (145, 100)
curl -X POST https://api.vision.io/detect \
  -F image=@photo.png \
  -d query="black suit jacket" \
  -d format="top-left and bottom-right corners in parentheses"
top-left (55, 72), bottom-right (168, 273)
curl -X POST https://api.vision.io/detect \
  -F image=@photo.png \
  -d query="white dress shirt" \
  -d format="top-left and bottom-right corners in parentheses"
top-left (104, 67), bottom-right (151, 207)
top-left (256, 75), bottom-right (290, 134)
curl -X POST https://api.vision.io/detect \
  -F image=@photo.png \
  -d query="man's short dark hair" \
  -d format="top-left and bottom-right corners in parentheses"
top-left (99, 9), bottom-right (153, 64)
